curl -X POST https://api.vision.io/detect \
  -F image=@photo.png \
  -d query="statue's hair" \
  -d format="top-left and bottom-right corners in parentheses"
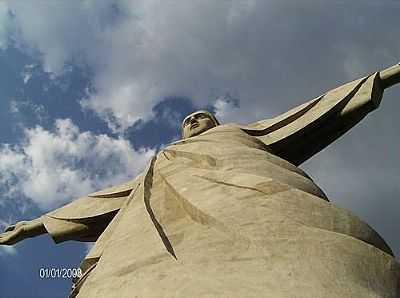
top-left (181, 110), bottom-right (220, 137)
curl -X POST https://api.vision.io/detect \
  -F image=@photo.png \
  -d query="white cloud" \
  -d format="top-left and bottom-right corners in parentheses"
top-left (21, 63), bottom-right (35, 84)
top-left (5, 1), bottom-right (399, 132)
top-left (9, 99), bottom-right (47, 123)
top-left (0, 119), bottom-right (154, 210)
top-left (213, 94), bottom-right (246, 124)
top-left (0, 245), bottom-right (17, 256)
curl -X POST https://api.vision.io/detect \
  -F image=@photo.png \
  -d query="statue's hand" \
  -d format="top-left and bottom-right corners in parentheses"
top-left (0, 219), bottom-right (45, 245)
top-left (380, 63), bottom-right (400, 89)
top-left (0, 221), bottom-right (29, 245)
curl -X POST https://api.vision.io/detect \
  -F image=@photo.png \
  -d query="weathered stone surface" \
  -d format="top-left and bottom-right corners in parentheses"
top-left (1, 63), bottom-right (400, 297)
top-left (73, 123), bottom-right (399, 298)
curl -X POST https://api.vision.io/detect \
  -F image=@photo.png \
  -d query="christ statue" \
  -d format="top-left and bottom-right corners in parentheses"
top-left (1, 63), bottom-right (400, 298)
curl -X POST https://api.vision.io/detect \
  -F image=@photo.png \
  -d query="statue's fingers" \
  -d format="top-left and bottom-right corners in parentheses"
top-left (0, 231), bottom-right (18, 245)
top-left (0, 233), bottom-right (12, 245)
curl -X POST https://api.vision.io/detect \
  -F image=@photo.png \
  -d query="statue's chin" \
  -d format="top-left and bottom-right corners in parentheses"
top-left (186, 127), bottom-right (211, 138)
top-left (187, 130), bottom-right (202, 138)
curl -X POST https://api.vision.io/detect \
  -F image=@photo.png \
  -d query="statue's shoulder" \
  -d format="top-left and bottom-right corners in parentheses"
top-left (45, 176), bottom-right (141, 220)
top-left (88, 176), bottom-right (141, 198)
top-left (200, 123), bottom-right (243, 134)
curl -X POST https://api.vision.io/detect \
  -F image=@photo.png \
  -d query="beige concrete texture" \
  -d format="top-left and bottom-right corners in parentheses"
top-left (1, 63), bottom-right (400, 297)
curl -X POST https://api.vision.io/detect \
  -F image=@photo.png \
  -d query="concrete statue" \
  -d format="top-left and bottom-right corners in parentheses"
top-left (1, 63), bottom-right (400, 297)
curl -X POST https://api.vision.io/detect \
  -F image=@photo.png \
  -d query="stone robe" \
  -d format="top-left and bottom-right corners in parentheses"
top-left (40, 73), bottom-right (399, 297)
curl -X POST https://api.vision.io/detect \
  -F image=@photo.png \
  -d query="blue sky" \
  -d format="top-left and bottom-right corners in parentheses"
top-left (0, 1), bottom-right (400, 297)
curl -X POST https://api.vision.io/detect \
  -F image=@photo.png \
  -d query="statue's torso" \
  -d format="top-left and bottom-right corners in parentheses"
top-left (77, 124), bottom-right (399, 298)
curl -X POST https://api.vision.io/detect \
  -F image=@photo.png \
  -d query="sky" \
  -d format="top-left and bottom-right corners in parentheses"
top-left (0, 1), bottom-right (399, 297)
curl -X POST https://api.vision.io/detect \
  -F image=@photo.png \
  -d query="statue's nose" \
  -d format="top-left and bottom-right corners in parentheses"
top-left (189, 116), bottom-right (197, 123)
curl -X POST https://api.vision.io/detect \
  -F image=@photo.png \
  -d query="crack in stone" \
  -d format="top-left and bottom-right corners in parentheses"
top-left (143, 156), bottom-right (177, 259)
top-left (193, 175), bottom-right (289, 197)
top-left (159, 173), bottom-right (250, 246)
top-left (162, 149), bottom-right (219, 169)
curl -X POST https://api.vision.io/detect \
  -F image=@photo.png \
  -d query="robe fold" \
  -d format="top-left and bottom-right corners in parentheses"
top-left (41, 72), bottom-right (399, 297)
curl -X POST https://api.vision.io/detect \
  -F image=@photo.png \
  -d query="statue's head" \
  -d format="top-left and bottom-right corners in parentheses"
top-left (181, 110), bottom-right (220, 139)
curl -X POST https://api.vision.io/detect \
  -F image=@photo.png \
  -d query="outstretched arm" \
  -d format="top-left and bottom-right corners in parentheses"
top-left (380, 63), bottom-right (400, 89)
top-left (0, 176), bottom-right (140, 245)
top-left (0, 219), bottom-right (46, 245)
top-left (243, 63), bottom-right (400, 165)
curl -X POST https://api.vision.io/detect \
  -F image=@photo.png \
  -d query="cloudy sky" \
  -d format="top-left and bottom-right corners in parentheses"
top-left (0, 1), bottom-right (399, 297)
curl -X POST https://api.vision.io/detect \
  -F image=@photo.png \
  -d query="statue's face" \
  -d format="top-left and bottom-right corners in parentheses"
top-left (182, 111), bottom-right (217, 138)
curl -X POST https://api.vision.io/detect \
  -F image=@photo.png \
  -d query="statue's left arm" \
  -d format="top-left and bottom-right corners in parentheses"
top-left (243, 63), bottom-right (400, 165)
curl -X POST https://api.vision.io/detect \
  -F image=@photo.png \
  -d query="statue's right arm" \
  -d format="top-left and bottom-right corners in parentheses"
top-left (0, 208), bottom-right (118, 246)
top-left (0, 218), bottom-right (47, 245)
top-left (0, 176), bottom-right (141, 245)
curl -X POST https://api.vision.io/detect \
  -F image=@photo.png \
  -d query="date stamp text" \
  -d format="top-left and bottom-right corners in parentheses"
top-left (39, 267), bottom-right (82, 279)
